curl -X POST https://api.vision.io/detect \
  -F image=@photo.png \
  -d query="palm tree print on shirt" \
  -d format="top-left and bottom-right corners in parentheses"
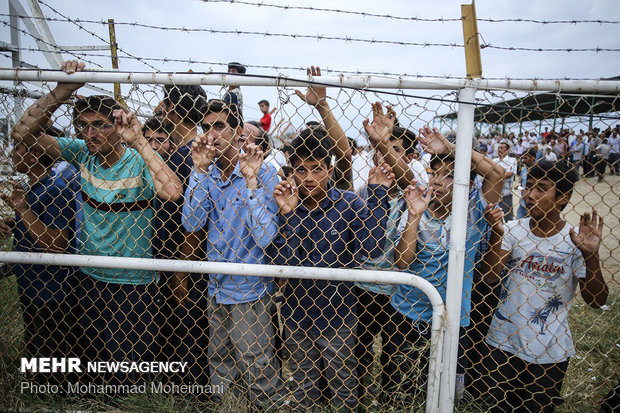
top-left (530, 294), bottom-right (563, 334)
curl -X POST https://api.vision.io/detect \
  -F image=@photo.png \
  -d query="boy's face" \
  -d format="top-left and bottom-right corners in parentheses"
top-left (144, 129), bottom-right (171, 158)
top-left (201, 111), bottom-right (239, 158)
top-left (259, 102), bottom-right (269, 114)
top-left (523, 176), bottom-right (568, 219)
top-left (74, 111), bottom-right (119, 157)
top-left (292, 157), bottom-right (332, 200)
top-left (373, 137), bottom-right (411, 166)
top-left (428, 159), bottom-right (454, 207)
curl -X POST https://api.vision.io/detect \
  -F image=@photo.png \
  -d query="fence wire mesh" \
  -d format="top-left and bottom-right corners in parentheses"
top-left (0, 73), bottom-right (618, 413)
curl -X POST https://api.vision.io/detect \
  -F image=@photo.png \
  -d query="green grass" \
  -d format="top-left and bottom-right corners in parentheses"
top-left (0, 270), bottom-right (617, 412)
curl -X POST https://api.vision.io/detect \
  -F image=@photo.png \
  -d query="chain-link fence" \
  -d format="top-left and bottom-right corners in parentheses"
top-left (0, 69), bottom-right (618, 413)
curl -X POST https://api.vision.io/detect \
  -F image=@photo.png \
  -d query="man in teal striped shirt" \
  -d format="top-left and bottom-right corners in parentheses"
top-left (12, 60), bottom-right (182, 385)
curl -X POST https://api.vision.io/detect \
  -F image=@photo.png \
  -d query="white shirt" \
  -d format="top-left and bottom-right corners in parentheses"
top-left (493, 155), bottom-right (518, 197)
top-left (486, 218), bottom-right (586, 364)
top-left (545, 152), bottom-right (558, 162)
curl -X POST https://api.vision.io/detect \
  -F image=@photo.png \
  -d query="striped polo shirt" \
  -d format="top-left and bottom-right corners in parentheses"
top-left (58, 137), bottom-right (158, 285)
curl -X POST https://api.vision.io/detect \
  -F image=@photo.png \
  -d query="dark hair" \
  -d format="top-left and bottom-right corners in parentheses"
top-left (499, 140), bottom-right (511, 150)
top-left (73, 95), bottom-right (121, 122)
top-left (305, 120), bottom-right (321, 129)
top-left (289, 128), bottom-right (332, 168)
top-left (524, 148), bottom-right (538, 158)
top-left (281, 144), bottom-right (293, 155)
top-left (200, 99), bottom-right (242, 129)
top-left (430, 154), bottom-right (477, 181)
top-left (246, 120), bottom-right (270, 152)
top-left (228, 62), bottom-right (246, 74)
top-left (163, 85), bottom-right (207, 125)
top-left (258, 99), bottom-right (269, 107)
top-left (528, 159), bottom-right (578, 200)
top-left (347, 137), bottom-right (358, 150)
top-left (142, 116), bottom-right (172, 136)
top-left (43, 125), bottom-right (64, 138)
top-left (391, 126), bottom-right (417, 155)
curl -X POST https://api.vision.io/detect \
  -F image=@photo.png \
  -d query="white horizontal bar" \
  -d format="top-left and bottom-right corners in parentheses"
top-left (56, 45), bottom-right (111, 51)
top-left (0, 68), bottom-right (619, 93)
top-left (0, 250), bottom-right (444, 411)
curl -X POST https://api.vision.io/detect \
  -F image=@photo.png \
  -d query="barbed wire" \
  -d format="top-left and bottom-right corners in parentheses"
top-left (2, 48), bottom-right (617, 83)
top-left (4, 12), bottom-right (619, 55)
top-left (38, 0), bottom-right (160, 72)
top-left (200, 0), bottom-right (620, 25)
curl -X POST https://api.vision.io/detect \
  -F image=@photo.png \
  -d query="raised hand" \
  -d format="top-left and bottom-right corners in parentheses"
top-left (0, 180), bottom-right (28, 215)
top-left (191, 133), bottom-right (217, 174)
top-left (484, 203), bottom-right (505, 236)
top-left (418, 125), bottom-right (455, 156)
top-left (113, 109), bottom-right (144, 149)
top-left (273, 180), bottom-right (299, 214)
top-left (570, 210), bottom-right (604, 258)
top-left (59, 60), bottom-right (86, 92)
top-left (239, 142), bottom-right (264, 189)
top-left (0, 217), bottom-right (15, 241)
top-left (363, 102), bottom-right (397, 147)
top-left (368, 162), bottom-right (395, 188)
top-left (403, 180), bottom-right (431, 217)
top-left (295, 66), bottom-right (327, 108)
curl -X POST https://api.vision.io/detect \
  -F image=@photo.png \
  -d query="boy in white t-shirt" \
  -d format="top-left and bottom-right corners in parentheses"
top-left (480, 159), bottom-right (608, 412)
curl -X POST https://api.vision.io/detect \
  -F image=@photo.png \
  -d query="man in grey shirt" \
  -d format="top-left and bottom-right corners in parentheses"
top-left (571, 135), bottom-right (586, 177)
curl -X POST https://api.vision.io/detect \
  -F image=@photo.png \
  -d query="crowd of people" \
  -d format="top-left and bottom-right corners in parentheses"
top-left (1, 60), bottom-right (612, 412)
top-left (475, 126), bottom-right (620, 182)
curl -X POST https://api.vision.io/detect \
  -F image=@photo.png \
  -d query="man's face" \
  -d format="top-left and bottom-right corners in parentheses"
top-left (428, 160), bottom-right (454, 207)
top-left (240, 122), bottom-right (261, 152)
top-left (523, 176), bottom-right (566, 219)
top-left (498, 143), bottom-right (509, 157)
top-left (200, 111), bottom-right (238, 158)
top-left (74, 111), bottom-right (119, 157)
top-left (523, 153), bottom-right (535, 167)
top-left (144, 129), bottom-right (171, 158)
top-left (259, 102), bottom-right (269, 114)
top-left (292, 157), bottom-right (332, 200)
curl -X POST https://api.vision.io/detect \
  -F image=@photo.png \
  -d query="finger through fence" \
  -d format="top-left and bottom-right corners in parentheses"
top-left (0, 69), bottom-right (618, 413)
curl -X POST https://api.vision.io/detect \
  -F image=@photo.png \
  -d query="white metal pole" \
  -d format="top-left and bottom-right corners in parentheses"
top-left (439, 86), bottom-right (477, 413)
top-left (0, 250), bottom-right (445, 412)
top-left (1, 69), bottom-right (620, 92)
top-left (8, 1), bottom-right (24, 121)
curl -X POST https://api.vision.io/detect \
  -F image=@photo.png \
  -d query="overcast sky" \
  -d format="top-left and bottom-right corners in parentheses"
top-left (1, 0), bottom-right (619, 135)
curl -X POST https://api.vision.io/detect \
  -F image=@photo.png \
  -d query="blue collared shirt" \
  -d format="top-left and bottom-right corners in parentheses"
top-left (268, 185), bottom-right (389, 332)
top-left (182, 160), bottom-right (279, 304)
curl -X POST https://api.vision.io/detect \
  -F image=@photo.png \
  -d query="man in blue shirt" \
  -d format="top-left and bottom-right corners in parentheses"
top-left (268, 130), bottom-right (392, 412)
top-left (175, 99), bottom-right (283, 403)
top-left (0, 137), bottom-right (77, 386)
